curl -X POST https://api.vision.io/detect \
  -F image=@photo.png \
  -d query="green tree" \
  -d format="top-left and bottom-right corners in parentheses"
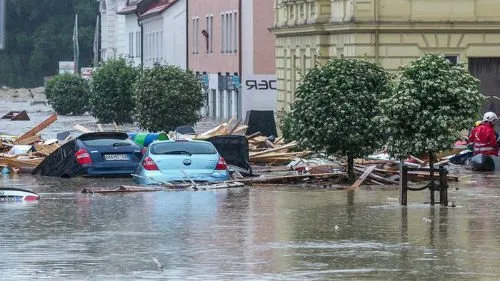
top-left (282, 57), bottom-right (392, 182)
top-left (133, 65), bottom-right (204, 132)
top-left (380, 54), bottom-right (483, 166)
top-left (0, 0), bottom-right (98, 87)
top-left (89, 58), bottom-right (139, 124)
top-left (45, 73), bottom-right (89, 115)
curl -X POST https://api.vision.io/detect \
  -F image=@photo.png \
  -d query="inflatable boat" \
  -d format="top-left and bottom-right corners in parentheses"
top-left (0, 188), bottom-right (40, 202)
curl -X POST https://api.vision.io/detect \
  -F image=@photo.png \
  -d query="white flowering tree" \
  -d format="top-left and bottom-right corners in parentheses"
top-left (379, 54), bottom-right (483, 166)
top-left (282, 57), bottom-right (392, 182)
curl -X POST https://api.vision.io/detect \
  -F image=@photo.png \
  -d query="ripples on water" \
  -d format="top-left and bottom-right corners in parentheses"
top-left (1, 102), bottom-right (500, 280)
top-left (0, 171), bottom-right (499, 281)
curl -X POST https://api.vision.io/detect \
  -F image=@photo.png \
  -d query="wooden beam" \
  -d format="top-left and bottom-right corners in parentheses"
top-left (347, 165), bottom-right (376, 191)
top-left (14, 134), bottom-right (41, 145)
top-left (15, 114), bottom-right (57, 144)
top-left (249, 141), bottom-right (298, 157)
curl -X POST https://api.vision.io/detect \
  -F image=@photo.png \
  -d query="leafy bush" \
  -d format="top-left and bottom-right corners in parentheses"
top-left (45, 73), bottom-right (89, 115)
top-left (380, 54), bottom-right (483, 163)
top-left (282, 57), bottom-right (392, 181)
top-left (89, 58), bottom-right (140, 124)
top-left (133, 64), bottom-right (204, 132)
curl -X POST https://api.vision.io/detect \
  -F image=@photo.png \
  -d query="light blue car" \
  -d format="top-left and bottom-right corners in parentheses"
top-left (133, 140), bottom-right (230, 185)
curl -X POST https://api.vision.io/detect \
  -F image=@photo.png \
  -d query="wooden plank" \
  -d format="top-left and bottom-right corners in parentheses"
top-left (73, 124), bottom-right (93, 133)
top-left (265, 139), bottom-right (276, 148)
top-left (409, 155), bottom-right (425, 165)
top-left (228, 119), bottom-right (242, 135)
top-left (15, 134), bottom-right (41, 145)
top-left (273, 136), bottom-right (284, 144)
top-left (353, 166), bottom-right (399, 185)
top-left (347, 165), bottom-right (376, 191)
top-left (15, 114), bottom-right (58, 144)
top-left (249, 141), bottom-right (298, 157)
top-left (231, 125), bottom-right (249, 135)
top-left (246, 131), bottom-right (261, 140)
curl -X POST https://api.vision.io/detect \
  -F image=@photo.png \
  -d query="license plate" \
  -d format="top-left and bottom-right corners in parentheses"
top-left (104, 154), bottom-right (129, 161)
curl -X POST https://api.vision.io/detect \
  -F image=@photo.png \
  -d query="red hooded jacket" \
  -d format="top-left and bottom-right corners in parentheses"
top-left (468, 122), bottom-right (498, 156)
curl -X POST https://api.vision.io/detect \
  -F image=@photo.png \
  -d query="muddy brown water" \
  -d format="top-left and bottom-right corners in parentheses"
top-left (2, 97), bottom-right (500, 280)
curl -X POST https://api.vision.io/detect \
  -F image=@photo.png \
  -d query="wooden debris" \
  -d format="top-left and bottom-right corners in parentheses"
top-left (15, 114), bottom-right (57, 144)
top-left (14, 134), bottom-right (41, 145)
top-left (246, 131), bottom-right (261, 140)
top-left (1, 110), bottom-right (30, 121)
top-left (348, 165), bottom-right (376, 191)
top-left (73, 124), bottom-right (93, 133)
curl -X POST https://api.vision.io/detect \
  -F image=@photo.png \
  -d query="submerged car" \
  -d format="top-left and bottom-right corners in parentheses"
top-left (133, 140), bottom-right (230, 185)
top-left (32, 132), bottom-right (143, 178)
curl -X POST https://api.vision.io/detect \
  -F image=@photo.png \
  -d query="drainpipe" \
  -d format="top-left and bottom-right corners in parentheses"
top-left (186, 0), bottom-right (189, 69)
top-left (374, 0), bottom-right (380, 63)
top-left (238, 0), bottom-right (243, 120)
top-left (136, 12), bottom-right (144, 68)
top-left (238, 0), bottom-right (242, 82)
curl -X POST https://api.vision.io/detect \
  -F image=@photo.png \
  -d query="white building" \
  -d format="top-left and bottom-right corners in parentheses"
top-left (138, 0), bottom-right (187, 69)
top-left (99, 0), bottom-right (141, 66)
top-left (117, 0), bottom-right (142, 66)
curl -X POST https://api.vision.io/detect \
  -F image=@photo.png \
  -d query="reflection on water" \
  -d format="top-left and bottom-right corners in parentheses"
top-left (0, 172), bottom-right (500, 280)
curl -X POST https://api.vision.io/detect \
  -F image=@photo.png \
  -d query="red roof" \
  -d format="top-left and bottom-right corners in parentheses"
top-left (140, 0), bottom-right (178, 18)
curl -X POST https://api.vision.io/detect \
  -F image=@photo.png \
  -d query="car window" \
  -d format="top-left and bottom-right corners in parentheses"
top-left (82, 138), bottom-right (133, 147)
top-left (150, 142), bottom-right (217, 155)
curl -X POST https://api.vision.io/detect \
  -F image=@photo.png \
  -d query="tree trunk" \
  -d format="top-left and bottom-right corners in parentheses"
top-left (347, 156), bottom-right (355, 183)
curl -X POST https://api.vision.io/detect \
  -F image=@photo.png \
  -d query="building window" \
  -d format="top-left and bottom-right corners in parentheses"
top-left (445, 55), bottom-right (458, 65)
top-left (135, 31), bottom-right (141, 58)
top-left (192, 17), bottom-right (196, 54)
top-left (205, 15), bottom-right (213, 54)
top-left (192, 17), bottom-right (200, 54)
top-left (128, 32), bottom-right (134, 58)
top-left (233, 11), bottom-right (238, 53)
top-left (221, 13), bottom-right (225, 53)
top-left (310, 2), bottom-right (316, 17)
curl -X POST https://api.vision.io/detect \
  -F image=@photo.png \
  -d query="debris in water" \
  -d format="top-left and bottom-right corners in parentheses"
top-left (334, 225), bottom-right (340, 231)
top-left (152, 258), bottom-right (163, 272)
top-left (422, 217), bottom-right (432, 223)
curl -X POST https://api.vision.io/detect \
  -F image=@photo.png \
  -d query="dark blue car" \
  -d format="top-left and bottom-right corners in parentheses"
top-left (33, 132), bottom-right (143, 178)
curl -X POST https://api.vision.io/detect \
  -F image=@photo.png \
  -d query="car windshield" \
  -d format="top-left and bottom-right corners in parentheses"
top-left (150, 142), bottom-right (217, 155)
top-left (82, 138), bottom-right (132, 147)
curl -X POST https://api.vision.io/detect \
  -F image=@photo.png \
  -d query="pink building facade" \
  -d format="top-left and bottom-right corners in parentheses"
top-left (188, 0), bottom-right (276, 120)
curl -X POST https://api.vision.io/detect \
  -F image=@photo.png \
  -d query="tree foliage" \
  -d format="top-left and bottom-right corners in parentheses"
top-left (0, 0), bottom-right (98, 87)
top-left (133, 65), bottom-right (204, 132)
top-left (282, 57), bottom-right (392, 180)
top-left (89, 58), bottom-right (140, 124)
top-left (45, 73), bottom-right (89, 115)
top-left (380, 54), bottom-right (483, 160)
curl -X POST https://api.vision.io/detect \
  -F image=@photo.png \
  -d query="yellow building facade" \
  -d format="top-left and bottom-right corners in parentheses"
top-left (272, 0), bottom-right (500, 116)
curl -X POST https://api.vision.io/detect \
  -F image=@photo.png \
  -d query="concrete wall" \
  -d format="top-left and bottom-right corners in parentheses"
top-left (188, 0), bottom-right (240, 121)
top-left (124, 14), bottom-right (141, 66)
top-left (241, 0), bottom-right (277, 116)
top-left (162, 0), bottom-right (186, 69)
top-left (142, 16), bottom-right (163, 67)
top-left (188, 0), bottom-right (239, 74)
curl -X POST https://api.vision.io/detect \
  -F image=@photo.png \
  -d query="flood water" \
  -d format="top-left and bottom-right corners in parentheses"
top-left (2, 95), bottom-right (500, 280)
top-left (0, 171), bottom-right (500, 281)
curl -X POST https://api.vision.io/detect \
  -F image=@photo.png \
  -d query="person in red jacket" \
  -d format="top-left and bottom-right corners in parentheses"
top-left (468, 112), bottom-right (499, 156)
